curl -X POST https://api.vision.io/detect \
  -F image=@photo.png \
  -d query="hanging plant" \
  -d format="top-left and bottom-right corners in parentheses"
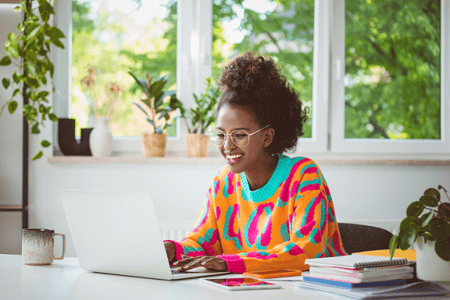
top-left (0, 0), bottom-right (65, 160)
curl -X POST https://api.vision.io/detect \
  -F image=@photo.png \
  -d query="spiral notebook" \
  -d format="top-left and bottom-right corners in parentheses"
top-left (305, 254), bottom-right (409, 269)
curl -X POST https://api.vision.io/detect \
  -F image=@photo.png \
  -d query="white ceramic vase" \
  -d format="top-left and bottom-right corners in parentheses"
top-left (89, 117), bottom-right (113, 157)
top-left (416, 236), bottom-right (450, 282)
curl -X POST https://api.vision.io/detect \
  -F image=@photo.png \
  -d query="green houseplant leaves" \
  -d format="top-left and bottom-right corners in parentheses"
top-left (129, 71), bottom-right (181, 134)
top-left (0, 0), bottom-right (64, 160)
top-left (389, 185), bottom-right (450, 261)
top-left (178, 77), bottom-right (220, 134)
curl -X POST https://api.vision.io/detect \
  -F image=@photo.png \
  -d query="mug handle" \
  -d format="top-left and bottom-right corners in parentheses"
top-left (53, 233), bottom-right (66, 260)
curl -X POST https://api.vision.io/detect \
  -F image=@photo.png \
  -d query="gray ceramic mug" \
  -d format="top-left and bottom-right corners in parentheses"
top-left (22, 228), bottom-right (66, 265)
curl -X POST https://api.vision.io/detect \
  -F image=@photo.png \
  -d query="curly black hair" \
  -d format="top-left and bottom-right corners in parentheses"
top-left (217, 52), bottom-right (309, 155)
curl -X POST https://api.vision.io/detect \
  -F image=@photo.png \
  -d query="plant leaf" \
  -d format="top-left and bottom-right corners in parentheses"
top-left (133, 102), bottom-right (150, 117)
top-left (424, 187), bottom-right (440, 201)
top-left (128, 72), bottom-right (148, 94)
top-left (45, 26), bottom-right (65, 39)
top-left (27, 23), bottom-right (41, 40)
top-left (39, 2), bottom-right (54, 23)
top-left (438, 185), bottom-right (448, 193)
top-left (389, 235), bottom-right (398, 261)
top-left (421, 211), bottom-right (434, 227)
top-left (31, 151), bottom-right (43, 161)
top-left (8, 100), bottom-right (18, 114)
top-left (438, 203), bottom-right (450, 219)
top-left (50, 38), bottom-right (65, 49)
top-left (12, 72), bottom-right (20, 84)
top-left (150, 76), bottom-right (168, 98)
top-left (48, 113), bottom-right (58, 122)
top-left (398, 227), bottom-right (416, 250)
top-left (2, 78), bottom-right (10, 89)
top-left (435, 238), bottom-right (450, 261)
top-left (0, 56), bottom-right (12, 66)
top-left (429, 218), bottom-right (450, 241)
top-left (419, 195), bottom-right (439, 207)
top-left (31, 123), bottom-right (40, 134)
top-left (41, 140), bottom-right (51, 147)
top-left (400, 216), bottom-right (419, 231)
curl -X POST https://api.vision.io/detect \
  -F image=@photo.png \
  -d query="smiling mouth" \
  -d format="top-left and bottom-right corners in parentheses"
top-left (226, 154), bottom-right (244, 164)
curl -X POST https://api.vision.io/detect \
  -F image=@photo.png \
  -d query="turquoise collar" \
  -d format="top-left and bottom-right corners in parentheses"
top-left (240, 154), bottom-right (293, 202)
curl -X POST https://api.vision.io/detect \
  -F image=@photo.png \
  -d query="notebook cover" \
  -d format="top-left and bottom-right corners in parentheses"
top-left (305, 254), bottom-right (409, 269)
top-left (308, 265), bottom-right (414, 279)
top-left (302, 276), bottom-right (407, 289)
top-left (303, 272), bottom-right (413, 283)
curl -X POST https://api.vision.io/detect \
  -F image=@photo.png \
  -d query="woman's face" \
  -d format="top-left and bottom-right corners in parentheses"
top-left (215, 104), bottom-right (273, 174)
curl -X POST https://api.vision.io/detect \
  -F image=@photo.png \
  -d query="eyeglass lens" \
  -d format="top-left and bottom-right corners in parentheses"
top-left (216, 130), bottom-right (249, 147)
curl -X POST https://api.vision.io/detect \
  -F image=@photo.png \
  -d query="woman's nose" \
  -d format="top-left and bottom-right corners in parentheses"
top-left (223, 134), bottom-right (235, 149)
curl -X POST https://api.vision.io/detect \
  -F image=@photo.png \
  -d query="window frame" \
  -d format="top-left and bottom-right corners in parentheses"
top-left (54, 0), bottom-right (213, 155)
top-left (329, 0), bottom-right (450, 154)
top-left (54, 0), bottom-right (450, 158)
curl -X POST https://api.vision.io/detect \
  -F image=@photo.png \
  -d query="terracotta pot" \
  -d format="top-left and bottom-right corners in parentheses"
top-left (185, 134), bottom-right (210, 157)
top-left (141, 133), bottom-right (167, 157)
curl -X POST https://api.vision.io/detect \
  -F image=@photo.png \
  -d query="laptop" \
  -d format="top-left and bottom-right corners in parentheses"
top-left (60, 190), bottom-right (229, 280)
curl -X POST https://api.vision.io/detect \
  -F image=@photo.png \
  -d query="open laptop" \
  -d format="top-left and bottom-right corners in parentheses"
top-left (60, 190), bottom-right (229, 280)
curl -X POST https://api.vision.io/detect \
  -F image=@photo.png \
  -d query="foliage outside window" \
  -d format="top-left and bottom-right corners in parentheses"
top-left (71, 0), bottom-right (176, 137)
top-left (344, 0), bottom-right (440, 140)
top-left (210, 0), bottom-right (314, 138)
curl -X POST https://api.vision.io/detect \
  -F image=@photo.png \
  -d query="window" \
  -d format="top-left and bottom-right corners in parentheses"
top-left (71, 0), bottom-right (177, 137)
top-left (54, 0), bottom-right (450, 156)
top-left (331, 0), bottom-right (450, 153)
top-left (54, 0), bottom-right (211, 154)
top-left (211, 0), bottom-right (329, 153)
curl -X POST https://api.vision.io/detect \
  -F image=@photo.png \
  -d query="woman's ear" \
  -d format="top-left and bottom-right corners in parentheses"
top-left (263, 128), bottom-right (275, 148)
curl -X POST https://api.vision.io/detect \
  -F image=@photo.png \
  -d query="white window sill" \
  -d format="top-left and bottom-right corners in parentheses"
top-left (47, 151), bottom-right (450, 165)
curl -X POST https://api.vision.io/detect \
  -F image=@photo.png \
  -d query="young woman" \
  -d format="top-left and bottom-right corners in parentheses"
top-left (164, 52), bottom-right (347, 273)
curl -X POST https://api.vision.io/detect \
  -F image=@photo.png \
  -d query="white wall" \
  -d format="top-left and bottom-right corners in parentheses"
top-left (1, 4), bottom-right (450, 257)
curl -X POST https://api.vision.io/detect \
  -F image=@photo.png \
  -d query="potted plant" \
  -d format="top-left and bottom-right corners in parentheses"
top-left (0, 0), bottom-right (64, 160)
top-left (129, 71), bottom-right (180, 157)
top-left (178, 77), bottom-right (220, 157)
top-left (389, 185), bottom-right (450, 281)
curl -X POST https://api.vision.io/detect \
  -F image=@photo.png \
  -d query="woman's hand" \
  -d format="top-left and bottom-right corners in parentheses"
top-left (164, 241), bottom-right (175, 264)
top-left (173, 255), bottom-right (227, 272)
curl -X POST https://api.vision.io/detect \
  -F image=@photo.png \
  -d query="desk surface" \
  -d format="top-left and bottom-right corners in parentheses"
top-left (1, 254), bottom-right (449, 300)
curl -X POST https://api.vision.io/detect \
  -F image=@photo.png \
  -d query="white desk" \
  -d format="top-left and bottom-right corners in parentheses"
top-left (1, 254), bottom-right (449, 300)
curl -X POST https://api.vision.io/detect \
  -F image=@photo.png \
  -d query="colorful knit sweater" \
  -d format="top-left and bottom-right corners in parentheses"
top-left (168, 154), bottom-right (347, 273)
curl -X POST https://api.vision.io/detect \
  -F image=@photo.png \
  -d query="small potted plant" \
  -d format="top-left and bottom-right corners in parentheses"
top-left (389, 185), bottom-right (450, 281)
top-left (129, 71), bottom-right (180, 157)
top-left (178, 77), bottom-right (220, 157)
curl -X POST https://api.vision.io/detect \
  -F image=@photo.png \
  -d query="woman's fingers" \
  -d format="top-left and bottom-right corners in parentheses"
top-left (201, 257), bottom-right (227, 271)
top-left (175, 256), bottom-right (227, 272)
top-left (176, 257), bottom-right (205, 271)
top-left (172, 255), bottom-right (196, 267)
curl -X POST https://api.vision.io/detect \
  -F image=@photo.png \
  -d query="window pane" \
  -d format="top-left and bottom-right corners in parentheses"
top-left (72, 0), bottom-right (177, 137)
top-left (212, 0), bottom-right (314, 138)
top-left (344, 0), bottom-right (440, 139)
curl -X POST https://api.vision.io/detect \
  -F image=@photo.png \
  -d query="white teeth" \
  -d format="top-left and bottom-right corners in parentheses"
top-left (227, 154), bottom-right (243, 159)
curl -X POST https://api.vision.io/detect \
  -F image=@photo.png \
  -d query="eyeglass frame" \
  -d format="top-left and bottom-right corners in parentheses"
top-left (210, 124), bottom-right (272, 147)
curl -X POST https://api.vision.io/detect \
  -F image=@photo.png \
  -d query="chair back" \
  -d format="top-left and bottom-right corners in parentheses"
top-left (338, 223), bottom-right (393, 254)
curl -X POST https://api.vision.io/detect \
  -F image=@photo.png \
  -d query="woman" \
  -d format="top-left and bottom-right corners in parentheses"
top-left (164, 52), bottom-right (347, 273)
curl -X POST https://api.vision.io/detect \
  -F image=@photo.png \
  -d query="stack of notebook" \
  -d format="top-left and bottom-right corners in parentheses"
top-left (297, 252), bottom-right (450, 299)
top-left (301, 254), bottom-right (414, 288)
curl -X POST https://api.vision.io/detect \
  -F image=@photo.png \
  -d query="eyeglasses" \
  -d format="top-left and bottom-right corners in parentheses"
top-left (211, 125), bottom-right (271, 147)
